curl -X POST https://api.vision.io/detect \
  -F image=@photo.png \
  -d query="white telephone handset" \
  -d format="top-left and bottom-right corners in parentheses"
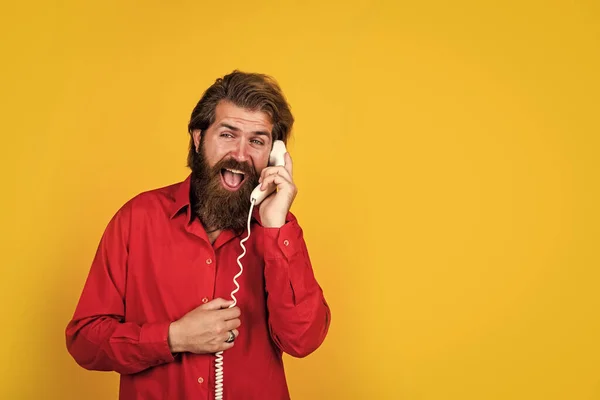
top-left (250, 140), bottom-right (287, 206)
top-left (214, 140), bottom-right (287, 400)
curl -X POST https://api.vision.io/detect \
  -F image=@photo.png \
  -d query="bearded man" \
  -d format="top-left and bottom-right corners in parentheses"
top-left (66, 71), bottom-right (331, 400)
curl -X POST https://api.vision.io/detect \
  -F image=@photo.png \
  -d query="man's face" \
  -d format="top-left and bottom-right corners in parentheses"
top-left (190, 101), bottom-right (274, 231)
top-left (193, 100), bottom-right (273, 186)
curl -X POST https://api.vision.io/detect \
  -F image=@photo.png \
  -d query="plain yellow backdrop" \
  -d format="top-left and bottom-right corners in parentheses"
top-left (1, 0), bottom-right (599, 399)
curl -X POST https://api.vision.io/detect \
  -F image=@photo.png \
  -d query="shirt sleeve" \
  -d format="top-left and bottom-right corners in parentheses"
top-left (261, 213), bottom-right (331, 358)
top-left (65, 200), bottom-right (175, 375)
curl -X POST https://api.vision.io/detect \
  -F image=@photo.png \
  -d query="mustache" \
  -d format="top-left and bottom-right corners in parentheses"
top-left (211, 157), bottom-right (257, 179)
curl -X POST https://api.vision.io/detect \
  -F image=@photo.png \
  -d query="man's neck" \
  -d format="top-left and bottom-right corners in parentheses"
top-left (206, 228), bottom-right (221, 245)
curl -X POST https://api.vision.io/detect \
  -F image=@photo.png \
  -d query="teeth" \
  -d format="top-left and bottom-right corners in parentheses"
top-left (225, 168), bottom-right (244, 175)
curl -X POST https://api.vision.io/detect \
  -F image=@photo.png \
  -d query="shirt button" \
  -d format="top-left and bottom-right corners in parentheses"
top-left (206, 258), bottom-right (213, 264)
top-left (283, 240), bottom-right (289, 246)
top-left (202, 297), bottom-right (209, 304)
top-left (197, 377), bottom-right (204, 384)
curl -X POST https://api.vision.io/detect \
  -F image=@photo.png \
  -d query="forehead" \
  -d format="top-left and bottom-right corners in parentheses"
top-left (213, 101), bottom-right (273, 132)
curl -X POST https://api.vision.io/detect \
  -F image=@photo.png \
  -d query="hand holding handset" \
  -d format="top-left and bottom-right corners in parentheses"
top-left (250, 140), bottom-right (287, 205)
top-left (215, 140), bottom-right (287, 400)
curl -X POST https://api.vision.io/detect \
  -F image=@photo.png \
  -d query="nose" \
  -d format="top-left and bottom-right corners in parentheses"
top-left (230, 140), bottom-right (250, 162)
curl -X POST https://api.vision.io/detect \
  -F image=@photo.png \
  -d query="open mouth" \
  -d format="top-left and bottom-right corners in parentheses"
top-left (220, 168), bottom-right (246, 191)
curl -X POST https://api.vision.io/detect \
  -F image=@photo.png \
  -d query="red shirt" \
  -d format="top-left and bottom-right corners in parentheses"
top-left (65, 175), bottom-right (331, 399)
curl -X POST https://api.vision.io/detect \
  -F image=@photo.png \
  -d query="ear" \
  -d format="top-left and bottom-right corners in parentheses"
top-left (192, 129), bottom-right (202, 152)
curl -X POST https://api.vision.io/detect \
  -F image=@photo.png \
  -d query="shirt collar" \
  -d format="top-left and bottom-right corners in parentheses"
top-left (169, 174), bottom-right (263, 227)
top-left (170, 174), bottom-right (193, 221)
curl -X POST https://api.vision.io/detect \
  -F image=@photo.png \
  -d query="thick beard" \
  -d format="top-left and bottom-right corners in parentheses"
top-left (190, 140), bottom-right (259, 234)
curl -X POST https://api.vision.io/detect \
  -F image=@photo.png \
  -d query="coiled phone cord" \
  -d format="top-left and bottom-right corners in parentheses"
top-left (214, 199), bottom-right (256, 400)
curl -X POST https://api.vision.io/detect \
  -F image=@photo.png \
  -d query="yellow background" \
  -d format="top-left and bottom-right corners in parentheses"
top-left (1, 0), bottom-right (599, 399)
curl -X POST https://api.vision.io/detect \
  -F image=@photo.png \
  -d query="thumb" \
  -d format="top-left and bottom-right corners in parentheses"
top-left (199, 297), bottom-right (233, 310)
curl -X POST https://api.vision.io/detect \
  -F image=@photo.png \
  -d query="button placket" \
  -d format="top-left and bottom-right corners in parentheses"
top-left (200, 253), bottom-right (216, 308)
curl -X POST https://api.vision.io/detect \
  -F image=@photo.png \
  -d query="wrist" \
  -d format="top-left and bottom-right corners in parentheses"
top-left (168, 321), bottom-right (184, 353)
top-left (261, 212), bottom-right (287, 228)
top-left (262, 218), bottom-right (285, 228)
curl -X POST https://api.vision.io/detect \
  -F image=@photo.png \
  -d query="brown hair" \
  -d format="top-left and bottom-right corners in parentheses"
top-left (187, 70), bottom-right (294, 168)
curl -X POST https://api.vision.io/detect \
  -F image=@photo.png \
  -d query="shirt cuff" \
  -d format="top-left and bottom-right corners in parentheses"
top-left (263, 218), bottom-right (302, 261)
top-left (139, 321), bottom-right (176, 365)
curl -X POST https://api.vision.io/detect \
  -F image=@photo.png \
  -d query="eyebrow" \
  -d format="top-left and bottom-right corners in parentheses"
top-left (219, 123), bottom-right (271, 138)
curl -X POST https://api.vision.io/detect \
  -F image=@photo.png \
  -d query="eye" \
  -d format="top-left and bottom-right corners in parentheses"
top-left (220, 132), bottom-right (234, 138)
top-left (251, 139), bottom-right (265, 145)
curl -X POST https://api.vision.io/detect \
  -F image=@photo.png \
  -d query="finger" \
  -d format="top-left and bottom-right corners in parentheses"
top-left (221, 328), bottom-right (239, 341)
top-left (260, 173), bottom-right (288, 191)
top-left (220, 328), bottom-right (240, 344)
top-left (220, 341), bottom-right (235, 351)
top-left (260, 169), bottom-right (292, 190)
top-left (259, 166), bottom-right (274, 183)
top-left (199, 298), bottom-right (233, 311)
top-left (213, 339), bottom-right (235, 352)
top-left (273, 165), bottom-right (292, 181)
top-left (259, 165), bottom-right (291, 183)
top-left (217, 335), bottom-right (235, 351)
top-left (217, 306), bottom-right (241, 320)
top-left (259, 165), bottom-right (276, 183)
top-left (260, 173), bottom-right (293, 191)
top-left (224, 318), bottom-right (241, 331)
